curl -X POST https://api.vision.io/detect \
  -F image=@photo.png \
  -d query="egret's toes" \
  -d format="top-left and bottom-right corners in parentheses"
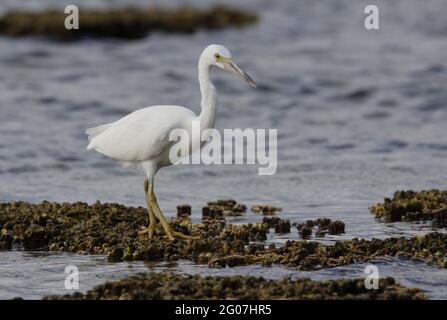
top-left (172, 231), bottom-right (200, 240)
top-left (138, 225), bottom-right (160, 239)
top-left (159, 228), bottom-right (174, 241)
top-left (138, 228), bottom-right (150, 239)
top-left (160, 230), bottom-right (197, 241)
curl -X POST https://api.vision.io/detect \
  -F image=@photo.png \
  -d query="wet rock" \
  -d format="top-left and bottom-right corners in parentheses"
top-left (274, 221), bottom-right (291, 234)
top-left (217, 223), bottom-right (268, 242)
top-left (202, 206), bottom-right (224, 222)
top-left (283, 233), bottom-right (446, 270)
top-left (370, 190), bottom-right (447, 224)
top-left (1, 202), bottom-right (445, 270)
top-left (107, 247), bottom-right (124, 262)
top-left (204, 199), bottom-right (247, 218)
top-left (262, 217), bottom-right (291, 233)
top-left (305, 220), bottom-right (315, 228)
top-left (44, 273), bottom-right (425, 300)
top-left (208, 256), bottom-right (227, 268)
top-left (245, 244), bottom-right (265, 255)
top-left (208, 254), bottom-right (248, 268)
top-left (252, 205), bottom-right (282, 215)
top-left (297, 223), bottom-right (312, 239)
top-left (296, 218), bottom-right (345, 239)
top-left (315, 218), bottom-right (331, 229)
top-left (233, 203), bottom-right (247, 214)
top-left (315, 229), bottom-right (326, 238)
top-left (0, 6), bottom-right (258, 40)
top-left (0, 228), bottom-right (13, 249)
top-left (432, 208), bottom-right (447, 228)
top-left (328, 220), bottom-right (345, 235)
top-left (0, 201), bottom-right (271, 262)
top-left (176, 204), bottom-right (191, 218)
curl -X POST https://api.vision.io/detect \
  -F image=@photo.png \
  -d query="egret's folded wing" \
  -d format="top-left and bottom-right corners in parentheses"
top-left (86, 123), bottom-right (114, 142)
top-left (87, 106), bottom-right (195, 162)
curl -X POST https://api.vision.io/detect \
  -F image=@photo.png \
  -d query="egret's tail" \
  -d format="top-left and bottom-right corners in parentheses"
top-left (86, 123), bottom-right (113, 148)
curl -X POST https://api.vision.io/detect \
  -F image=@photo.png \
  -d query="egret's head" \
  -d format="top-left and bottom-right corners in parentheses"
top-left (200, 44), bottom-right (256, 87)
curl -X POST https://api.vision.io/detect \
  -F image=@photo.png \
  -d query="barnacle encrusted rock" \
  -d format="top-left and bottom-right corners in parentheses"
top-left (295, 218), bottom-right (345, 239)
top-left (370, 190), bottom-right (447, 225)
top-left (176, 204), bottom-right (191, 218)
top-left (262, 217), bottom-right (291, 233)
top-left (0, 201), bottom-right (267, 263)
top-left (203, 199), bottom-right (247, 218)
top-left (44, 273), bottom-right (425, 300)
top-left (0, 6), bottom-right (258, 40)
top-left (1, 201), bottom-right (445, 269)
top-left (251, 205), bottom-right (282, 215)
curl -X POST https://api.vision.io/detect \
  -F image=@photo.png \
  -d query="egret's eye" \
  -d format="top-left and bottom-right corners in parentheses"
top-left (214, 53), bottom-right (220, 59)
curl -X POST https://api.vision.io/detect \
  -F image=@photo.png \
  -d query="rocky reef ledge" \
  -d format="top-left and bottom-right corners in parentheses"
top-left (1, 201), bottom-right (446, 269)
top-left (370, 190), bottom-right (447, 226)
top-left (0, 5), bottom-right (258, 40)
top-left (45, 272), bottom-right (425, 300)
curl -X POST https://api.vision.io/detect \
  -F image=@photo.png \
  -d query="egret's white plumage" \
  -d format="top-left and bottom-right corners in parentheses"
top-left (86, 44), bottom-right (256, 240)
top-left (87, 105), bottom-right (196, 167)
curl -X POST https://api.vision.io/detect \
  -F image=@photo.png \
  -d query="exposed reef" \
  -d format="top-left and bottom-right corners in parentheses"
top-left (294, 218), bottom-right (345, 239)
top-left (203, 199), bottom-right (247, 219)
top-left (1, 201), bottom-right (445, 270)
top-left (0, 6), bottom-right (258, 40)
top-left (370, 190), bottom-right (447, 226)
top-left (252, 205), bottom-right (282, 215)
top-left (44, 273), bottom-right (425, 300)
top-left (263, 217), bottom-right (291, 233)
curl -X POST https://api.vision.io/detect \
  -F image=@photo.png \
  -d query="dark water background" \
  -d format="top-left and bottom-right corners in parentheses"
top-left (0, 0), bottom-right (446, 299)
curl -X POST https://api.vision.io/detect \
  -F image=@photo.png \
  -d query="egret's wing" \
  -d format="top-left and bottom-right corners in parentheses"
top-left (86, 123), bottom-right (114, 142)
top-left (87, 106), bottom-right (195, 162)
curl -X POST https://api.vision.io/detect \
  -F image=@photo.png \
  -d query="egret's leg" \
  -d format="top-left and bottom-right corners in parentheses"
top-left (138, 178), bottom-right (159, 239)
top-left (150, 192), bottom-right (199, 240)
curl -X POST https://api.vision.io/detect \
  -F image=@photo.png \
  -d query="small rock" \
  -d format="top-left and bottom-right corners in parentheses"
top-left (176, 204), bottom-right (191, 217)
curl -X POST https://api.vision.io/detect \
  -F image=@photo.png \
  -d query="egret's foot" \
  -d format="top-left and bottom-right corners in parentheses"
top-left (158, 223), bottom-right (199, 241)
top-left (138, 223), bottom-right (159, 239)
top-left (138, 228), bottom-right (152, 239)
top-left (146, 188), bottom-right (199, 241)
top-left (159, 231), bottom-right (199, 241)
top-left (139, 222), bottom-right (199, 241)
top-left (171, 231), bottom-right (200, 240)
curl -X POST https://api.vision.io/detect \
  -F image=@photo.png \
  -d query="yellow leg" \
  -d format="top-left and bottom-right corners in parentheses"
top-left (138, 178), bottom-right (159, 239)
top-left (150, 192), bottom-right (199, 241)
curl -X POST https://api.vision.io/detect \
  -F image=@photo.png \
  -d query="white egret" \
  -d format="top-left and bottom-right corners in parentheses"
top-left (86, 44), bottom-right (256, 240)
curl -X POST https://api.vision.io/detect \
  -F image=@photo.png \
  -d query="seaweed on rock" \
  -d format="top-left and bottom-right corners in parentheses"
top-left (44, 273), bottom-right (425, 300)
top-left (0, 6), bottom-right (258, 40)
top-left (370, 190), bottom-right (447, 226)
top-left (1, 201), bottom-right (445, 269)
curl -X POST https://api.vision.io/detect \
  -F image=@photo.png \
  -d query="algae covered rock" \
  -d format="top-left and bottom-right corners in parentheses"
top-left (295, 218), bottom-right (345, 239)
top-left (0, 201), bottom-right (265, 263)
top-left (1, 201), bottom-right (446, 270)
top-left (44, 272), bottom-right (425, 300)
top-left (176, 204), bottom-right (191, 218)
top-left (262, 217), bottom-right (291, 233)
top-left (0, 6), bottom-right (258, 40)
top-left (297, 223), bottom-right (312, 239)
top-left (370, 190), bottom-right (447, 225)
top-left (204, 199), bottom-right (247, 218)
top-left (251, 205), bottom-right (282, 215)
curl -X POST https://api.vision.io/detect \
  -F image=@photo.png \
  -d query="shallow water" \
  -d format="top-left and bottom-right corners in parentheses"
top-left (2, 250), bottom-right (446, 300)
top-left (0, 0), bottom-right (446, 299)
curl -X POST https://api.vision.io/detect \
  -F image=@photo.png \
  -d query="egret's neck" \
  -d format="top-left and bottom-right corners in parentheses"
top-left (198, 63), bottom-right (217, 130)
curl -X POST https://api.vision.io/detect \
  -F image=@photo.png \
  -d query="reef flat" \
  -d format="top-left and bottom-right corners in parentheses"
top-left (44, 272), bottom-right (425, 300)
top-left (370, 190), bottom-right (447, 226)
top-left (0, 6), bottom-right (258, 40)
top-left (1, 201), bottom-right (445, 270)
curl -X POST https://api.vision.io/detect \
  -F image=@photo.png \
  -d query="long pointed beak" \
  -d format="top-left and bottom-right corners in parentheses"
top-left (224, 60), bottom-right (256, 88)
